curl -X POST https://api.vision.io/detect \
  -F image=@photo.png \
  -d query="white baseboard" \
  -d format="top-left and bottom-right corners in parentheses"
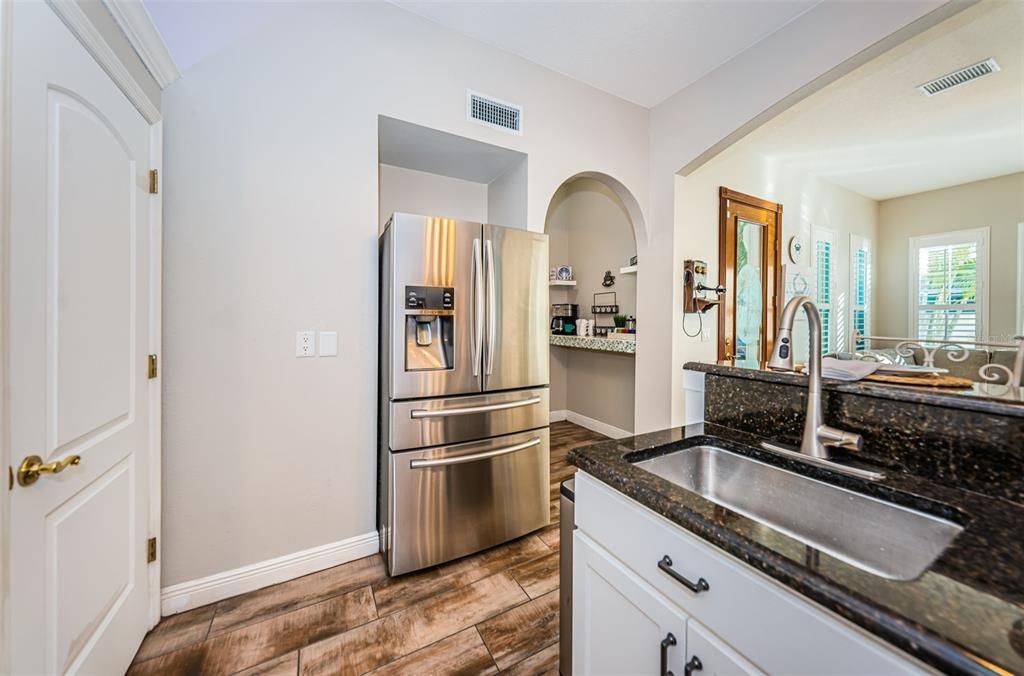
top-left (160, 530), bottom-right (379, 616)
top-left (549, 409), bottom-right (568, 422)
top-left (564, 410), bottom-right (632, 439)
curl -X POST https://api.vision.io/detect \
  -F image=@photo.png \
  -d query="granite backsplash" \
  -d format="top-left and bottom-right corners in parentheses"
top-left (692, 366), bottom-right (1024, 505)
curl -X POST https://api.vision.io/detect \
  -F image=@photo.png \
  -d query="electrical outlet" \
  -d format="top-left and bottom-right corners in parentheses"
top-left (296, 331), bottom-right (316, 357)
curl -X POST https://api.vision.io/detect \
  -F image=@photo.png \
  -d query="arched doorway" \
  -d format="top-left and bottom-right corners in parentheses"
top-left (544, 173), bottom-right (644, 437)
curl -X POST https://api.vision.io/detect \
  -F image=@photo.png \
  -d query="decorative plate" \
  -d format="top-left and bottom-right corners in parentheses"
top-left (556, 265), bottom-right (573, 281)
top-left (788, 236), bottom-right (805, 264)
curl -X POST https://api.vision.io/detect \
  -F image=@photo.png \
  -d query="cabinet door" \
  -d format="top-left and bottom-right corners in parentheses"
top-left (687, 620), bottom-right (763, 676)
top-left (574, 532), bottom-right (688, 676)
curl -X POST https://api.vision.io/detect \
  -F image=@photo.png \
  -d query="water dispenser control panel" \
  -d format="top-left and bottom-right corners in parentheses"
top-left (405, 286), bottom-right (454, 312)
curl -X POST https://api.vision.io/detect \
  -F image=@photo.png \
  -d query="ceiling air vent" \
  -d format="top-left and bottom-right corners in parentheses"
top-left (467, 91), bottom-right (522, 135)
top-left (917, 58), bottom-right (1000, 96)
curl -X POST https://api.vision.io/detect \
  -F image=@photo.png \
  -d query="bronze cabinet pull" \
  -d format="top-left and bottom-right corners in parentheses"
top-left (658, 555), bottom-right (710, 593)
top-left (660, 632), bottom-right (677, 676)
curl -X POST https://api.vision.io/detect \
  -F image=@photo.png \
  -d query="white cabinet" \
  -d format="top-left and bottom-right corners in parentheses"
top-left (574, 531), bottom-right (689, 676)
top-left (686, 620), bottom-right (762, 676)
top-left (572, 472), bottom-right (929, 676)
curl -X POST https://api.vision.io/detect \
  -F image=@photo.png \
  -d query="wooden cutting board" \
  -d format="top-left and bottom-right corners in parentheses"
top-left (865, 373), bottom-right (975, 388)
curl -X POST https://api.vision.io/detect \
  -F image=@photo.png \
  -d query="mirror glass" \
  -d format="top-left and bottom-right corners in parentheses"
top-left (683, 1), bottom-right (1023, 400)
top-left (735, 219), bottom-right (764, 368)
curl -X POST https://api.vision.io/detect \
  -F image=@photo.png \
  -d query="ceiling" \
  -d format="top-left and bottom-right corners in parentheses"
top-left (145, 0), bottom-right (821, 108)
top-left (143, 1), bottom-right (294, 74)
top-left (730, 0), bottom-right (1024, 201)
top-left (379, 117), bottom-right (526, 183)
top-left (391, 1), bottom-right (820, 107)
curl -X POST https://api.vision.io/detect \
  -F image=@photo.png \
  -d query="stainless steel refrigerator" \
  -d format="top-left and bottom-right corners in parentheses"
top-left (378, 213), bottom-right (550, 576)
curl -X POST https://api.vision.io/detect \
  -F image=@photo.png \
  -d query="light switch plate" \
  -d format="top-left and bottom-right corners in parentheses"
top-left (319, 331), bottom-right (338, 357)
top-left (296, 331), bottom-right (316, 357)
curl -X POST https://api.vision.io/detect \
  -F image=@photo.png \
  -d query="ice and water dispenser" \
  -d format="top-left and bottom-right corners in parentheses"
top-left (404, 285), bottom-right (455, 371)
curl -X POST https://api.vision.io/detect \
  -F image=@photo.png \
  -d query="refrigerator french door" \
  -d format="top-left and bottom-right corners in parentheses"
top-left (379, 213), bottom-right (550, 576)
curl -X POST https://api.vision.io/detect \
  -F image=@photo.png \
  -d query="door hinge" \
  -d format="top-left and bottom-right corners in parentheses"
top-left (148, 169), bottom-right (159, 194)
top-left (147, 537), bottom-right (158, 563)
top-left (148, 354), bottom-right (158, 379)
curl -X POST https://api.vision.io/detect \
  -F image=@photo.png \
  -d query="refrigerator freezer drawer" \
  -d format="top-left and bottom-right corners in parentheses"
top-left (389, 388), bottom-right (549, 451)
top-left (386, 428), bottom-right (550, 576)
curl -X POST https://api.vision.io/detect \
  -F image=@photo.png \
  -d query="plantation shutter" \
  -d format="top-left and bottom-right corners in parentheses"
top-left (852, 243), bottom-right (870, 350)
top-left (916, 241), bottom-right (979, 341)
top-left (815, 239), bottom-right (832, 354)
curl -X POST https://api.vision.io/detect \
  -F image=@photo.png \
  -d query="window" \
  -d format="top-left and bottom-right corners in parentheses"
top-left (909, 228), bottom-right (988, 342)
top-left (850, 235), bottom-right (871, 350)
top-left (813, 230), bottom-right (836, 354)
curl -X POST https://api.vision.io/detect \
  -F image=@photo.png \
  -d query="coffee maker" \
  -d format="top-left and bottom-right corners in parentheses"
top-left (551, 304), bottom-right (579, 335)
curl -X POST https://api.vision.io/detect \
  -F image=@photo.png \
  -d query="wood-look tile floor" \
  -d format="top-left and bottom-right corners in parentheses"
top-left (130, 422), bottom-right (607, 676)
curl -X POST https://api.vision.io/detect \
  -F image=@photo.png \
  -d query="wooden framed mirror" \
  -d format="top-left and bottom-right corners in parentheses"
top-left (718, 187), bottom-right (783, 367)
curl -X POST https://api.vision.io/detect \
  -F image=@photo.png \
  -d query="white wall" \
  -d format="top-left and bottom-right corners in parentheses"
top-left (488, 158), bottom-right (529, 230)
top-left (161, 1), bottom-right (649, 587)
top-left (547, 178), bottom-right (637, 319)
top-left (647, 0), bottom-right (960, 427)
top-left (378, 164), bottom-right (488, 232)
top-left (876, 172), bottom-right (1024, 338)
top-left (546, 178), bottom-right (638, 433)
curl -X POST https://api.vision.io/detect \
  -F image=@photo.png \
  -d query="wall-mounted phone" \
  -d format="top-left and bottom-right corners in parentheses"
top-left (683, 259), bottom-right (726, 314)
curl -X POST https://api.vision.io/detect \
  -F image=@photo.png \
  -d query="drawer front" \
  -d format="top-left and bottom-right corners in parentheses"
top-left (576, 473), bottom-right (928, 675)
top-left (388, 428), bottom-right (550, 575)
top-left (390, 388), bottom-right (549, 450)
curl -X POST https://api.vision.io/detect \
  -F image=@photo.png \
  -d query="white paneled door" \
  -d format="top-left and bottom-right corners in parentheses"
top-left (8, 3), bottom-right (156, 674)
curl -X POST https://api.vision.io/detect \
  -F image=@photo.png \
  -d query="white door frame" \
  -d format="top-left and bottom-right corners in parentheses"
top-left (0, 3), bottom-right (13, 671)
top-left (1017, 222), bottom-right (1024, 335)
top-left (0, 2), bottom-right (164, 670)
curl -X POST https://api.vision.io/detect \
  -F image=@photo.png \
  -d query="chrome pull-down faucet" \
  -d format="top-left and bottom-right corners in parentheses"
top-left (765, 295), bottom-right (864, 461)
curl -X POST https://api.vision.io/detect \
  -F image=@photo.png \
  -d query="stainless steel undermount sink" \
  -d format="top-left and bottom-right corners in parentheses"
top-left (635, 445), bottom-right (963, 581)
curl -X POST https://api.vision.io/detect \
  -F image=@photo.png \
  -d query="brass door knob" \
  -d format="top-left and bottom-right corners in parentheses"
top-left (17, 454), bottom-right (81, 487)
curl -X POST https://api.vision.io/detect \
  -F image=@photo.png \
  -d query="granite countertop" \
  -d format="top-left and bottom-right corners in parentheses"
top-left (549, 334), bottom-right (636, 354)
top-left (684, 362), bottom-right (1024, 418)
top-left (568, 422), bottom-right (1024, 675)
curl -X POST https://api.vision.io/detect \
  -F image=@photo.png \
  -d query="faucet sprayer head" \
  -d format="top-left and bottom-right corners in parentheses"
top-left (767, 295), bottom-right (815, 372)
top-left (767, 327), bottom-right (794, 371)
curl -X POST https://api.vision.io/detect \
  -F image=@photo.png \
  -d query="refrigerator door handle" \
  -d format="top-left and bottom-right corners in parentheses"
top-left (410, 396), bottom-right (542, 419)
top-left (485, 238), bottom-right (496, 376)
top-left (409, 437), bottom-right (541, 469)
top-left (472, 238), bottom-right (484, 377)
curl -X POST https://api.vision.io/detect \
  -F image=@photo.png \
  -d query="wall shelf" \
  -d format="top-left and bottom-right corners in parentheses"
top-left (550, 334), bottom-right (636, 355)
top-left (619, 265), bottom-right (638, 274)
top-left (550, 280), bottom-right (577, 287)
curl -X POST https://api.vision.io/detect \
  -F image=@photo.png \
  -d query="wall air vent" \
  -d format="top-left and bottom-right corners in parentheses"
top-left (917, 58), bottom-right (1000, 96)
top-left (467, 91), bottom-right (523, 135)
